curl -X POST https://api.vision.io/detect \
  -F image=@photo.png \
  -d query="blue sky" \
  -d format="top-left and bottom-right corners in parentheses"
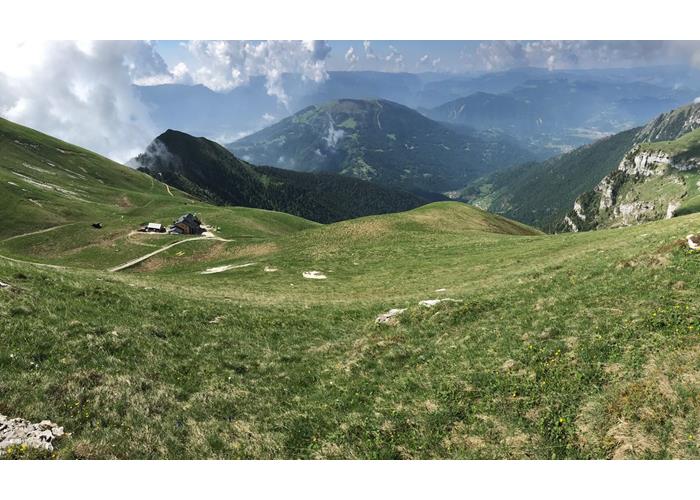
top-left (153, 40), bottom-right (700, 74)
top-left (154, 41), bottom-right (476, 73)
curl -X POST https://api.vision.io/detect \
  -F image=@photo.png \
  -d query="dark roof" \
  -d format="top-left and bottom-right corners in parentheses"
top-left (173, 213), bottom-right (200, 225)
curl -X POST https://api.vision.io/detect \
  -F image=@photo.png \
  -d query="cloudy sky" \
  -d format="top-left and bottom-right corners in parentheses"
top-left (1, 40), bottom-right (700, 161)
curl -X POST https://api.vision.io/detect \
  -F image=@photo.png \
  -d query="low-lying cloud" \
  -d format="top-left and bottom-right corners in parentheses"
top-left (0, 41), bottom-right (165, 162)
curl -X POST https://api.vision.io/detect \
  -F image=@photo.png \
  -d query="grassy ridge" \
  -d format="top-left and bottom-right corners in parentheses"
top-left (0, 117), bottom-right (317, 268)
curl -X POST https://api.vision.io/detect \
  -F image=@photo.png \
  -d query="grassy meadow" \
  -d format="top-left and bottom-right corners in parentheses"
top-left (3, 117), bottom-right (700, 459)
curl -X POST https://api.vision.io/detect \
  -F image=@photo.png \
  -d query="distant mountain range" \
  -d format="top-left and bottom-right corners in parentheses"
top-left (131, 129), bottom-right (437, 223)
top-left (228, 98), bottom-right (534, 193)
top-left (423, 78), bottom-right (698, 155)
top-left (136, 66), bottom-right (700, 155)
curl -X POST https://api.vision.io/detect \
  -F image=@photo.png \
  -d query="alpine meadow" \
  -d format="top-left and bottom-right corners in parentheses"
top-left (3, 38), bottom-right (700, 463)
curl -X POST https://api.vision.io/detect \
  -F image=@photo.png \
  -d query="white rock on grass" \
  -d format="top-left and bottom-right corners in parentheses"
top-left (687, 234), bottom-right (700, 250)
top-left (200, 263), bottom-right (255, 274)
top-left (0, 415), bottom-right (65, 455)
top-left (419, 298), bottom-right (462, 308)
top-left (264, 266), bottom-right (278, 272)
top-left (0, 281), bottom-right (9, 288)
top-left (303, 271), bottom-right (327, 280)
top-left (375, 308), bottom-right (406, 325)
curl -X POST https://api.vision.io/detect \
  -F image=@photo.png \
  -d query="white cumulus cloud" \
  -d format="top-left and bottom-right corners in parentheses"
top-left (363, 41), bottom-right (376, 60)
top-left (179, 40), bottom-right (332, 106)
top-left (345, 46), bottom-right (359, 68)
top-left (385, 45), bottom-right (404, 71)
top-left (470, 40), bottom-right (700, 71)
top-left (0, 41), bottom-right (165, 161)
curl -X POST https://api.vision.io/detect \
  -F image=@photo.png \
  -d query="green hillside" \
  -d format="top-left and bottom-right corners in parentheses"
top-left (0, 117), bottom-right (317, 268)
top-left (229, 99), bottom-right (534, 193)
top-left (133, 129), bottom-right (434, 224)
top-left (4, 119), bottom-right (700, 460)
top-left (561, 103), bottom-right (700, 232)
top-left (460, 128), bottom-right (640, 231)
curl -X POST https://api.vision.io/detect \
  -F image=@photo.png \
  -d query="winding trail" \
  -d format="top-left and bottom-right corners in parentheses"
top-left (0, 253), bottom-right (65, 270)
top-left (0, 223), bottom-right (77, 244)
top-left (108, 235), bottom-right (230, 273)
top-left (164, 183), bottom-right (174, 197)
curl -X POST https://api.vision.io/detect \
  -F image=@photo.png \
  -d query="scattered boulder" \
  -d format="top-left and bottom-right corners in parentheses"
top-left (687, 234), bottom-right (700, 250)
top-left (91, 222), bottom-right (103, 229)
top-left (303, 271), bottom-right (327, 280)
top-left (419, 298), bottom-right (462, 308)
top-left (264, 266), bottom-right (278, 272)
top-left (0, 415), bottom-right (65, 455)
top-left (0, 280), bottom-right (9, 288)
top-left (200, 263), bottom-right (255, 274)
top-left (375, 308), bottom-right (406, 325)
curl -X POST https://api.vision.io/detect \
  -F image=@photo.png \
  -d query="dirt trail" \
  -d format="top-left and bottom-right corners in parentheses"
top-left (0, 253), bottom-right (65, 270)
top-left (108, 236), bottom-right (230, 272)
top-left (0, 223), bottom-right (77, 244)
top-left (164, 183), bottom-right (174, 197)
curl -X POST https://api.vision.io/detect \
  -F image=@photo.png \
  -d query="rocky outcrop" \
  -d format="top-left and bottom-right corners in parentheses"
top-left (618, 149), bottom-right (671, 177)
top-left (0, 415), bottom-right (65, 455)
top-left (635, 102), bottom-right (700, 143)
top-left (562, 147), bottom-right (695, 231)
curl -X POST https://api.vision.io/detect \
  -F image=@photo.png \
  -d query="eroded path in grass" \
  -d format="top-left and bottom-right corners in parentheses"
top-left (0, 223), bottom-right (78, 243)
top-left (108, 235), bottom-right (231, 272)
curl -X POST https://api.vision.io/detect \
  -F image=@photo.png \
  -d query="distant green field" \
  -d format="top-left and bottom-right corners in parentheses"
top-left (3, 118), bottom-right (700, 459)
top-left (639, 127), bottom-right (700, 160)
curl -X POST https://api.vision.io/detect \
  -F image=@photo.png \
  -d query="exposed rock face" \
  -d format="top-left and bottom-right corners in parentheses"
top-left (619, 149), bottom-right (671, 177)
top-left (559, 102), bottom-right (700, 232)
top-left (635, 102), bottom-right (700, 142)
top-left (666, 201), bottom-right (681, 219)
top-left (0, 415), bottom-right (65, 455)
top-left (562, 147), bottom-right (689, 231)
top-left (616, 201), bottom-right (656, 225)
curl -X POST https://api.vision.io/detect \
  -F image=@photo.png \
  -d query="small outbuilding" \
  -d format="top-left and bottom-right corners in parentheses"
top-left (142, 222), bottom-right (166, 233)
top-left (169, 213), bottom-right (204, 235)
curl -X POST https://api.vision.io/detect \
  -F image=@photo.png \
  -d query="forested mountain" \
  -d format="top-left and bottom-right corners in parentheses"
top-left (132, 129), bottom-right (436, 223)
top-left (228, 98), bottom-right (534, 193)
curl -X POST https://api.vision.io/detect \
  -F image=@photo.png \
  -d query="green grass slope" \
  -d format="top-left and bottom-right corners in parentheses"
top-left (4, 118), bottom-right (700, 460)
top-left (0, 118), bottom-right (317, 268)
top-left (3, 197), bottom-right (700, 458)
top-left (460, 128), bottom-right (640, 231)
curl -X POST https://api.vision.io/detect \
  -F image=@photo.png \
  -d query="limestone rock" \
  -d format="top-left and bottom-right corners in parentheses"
top-left (375, 308), bottom-right (406, 325)
top-left (0, 414), bottom-right (65, 455)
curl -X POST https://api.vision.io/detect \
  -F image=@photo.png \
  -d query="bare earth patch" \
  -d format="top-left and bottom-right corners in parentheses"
top-left (201, 263), bottom-right (256, 274)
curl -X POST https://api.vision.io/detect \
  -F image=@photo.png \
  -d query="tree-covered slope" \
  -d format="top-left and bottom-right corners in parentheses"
top-left (133, 129), bottom-right (434, 224)
top-left (228, 99), bottom-right (534, 193)
top-left (562, 102), bottom-right (700, 231)
top-left (460, 127), bottom-right (640, 231)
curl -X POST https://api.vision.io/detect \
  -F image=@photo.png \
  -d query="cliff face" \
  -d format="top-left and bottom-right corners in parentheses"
top-left (560, 103), bottom-right (700, 232)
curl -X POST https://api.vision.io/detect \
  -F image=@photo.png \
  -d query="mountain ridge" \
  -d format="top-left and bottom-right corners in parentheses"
top-left (133, 128), bottom-right (437, 223)
top-left (228, 98), bottom-right (534, 193)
